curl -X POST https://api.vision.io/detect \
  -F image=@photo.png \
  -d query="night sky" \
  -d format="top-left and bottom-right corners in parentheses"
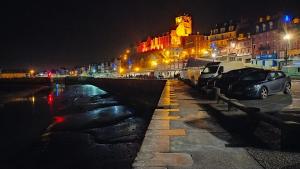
top-left (1, 0), bottom-right (299, 70)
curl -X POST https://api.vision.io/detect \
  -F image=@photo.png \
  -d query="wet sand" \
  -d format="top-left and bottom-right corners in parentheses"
top-left (0, 81), bottom-right (165, 169)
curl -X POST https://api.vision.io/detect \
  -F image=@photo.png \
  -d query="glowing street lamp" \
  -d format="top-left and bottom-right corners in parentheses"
top-left (201, 49), bottom-right (209, 55)
top-left (191, 48), bottom-right (195, 54)
top-left (29, 69), bottom-right (35, 77)
top-left (283, 33), bottom-right (292, 40)
top-left (134, 67), bottom-right (140, 72)
top-left (151, 60), bottom-right (158, 67)
top-left (230, 42), bottom-right (236, 48)
top-left (119, 67), bottom-right (124, 74)
top-left (165, 50), bottom-right (170, 57)
top-left (163, 59), bottom-right (170, 64)
top-left (212, 53), bottom-right (217, 58)
top-left (123, 54), bottom-right (128, 61)
top-left (126, 49), bottom-right (130, 54)
top-left (283, 33), bottom-right (292, 65)
top-left (212, 53), bottom-right (217, 62)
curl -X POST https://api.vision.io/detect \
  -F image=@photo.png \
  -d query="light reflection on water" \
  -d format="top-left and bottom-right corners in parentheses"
top-left (0, 83), bottom-right (112, 161)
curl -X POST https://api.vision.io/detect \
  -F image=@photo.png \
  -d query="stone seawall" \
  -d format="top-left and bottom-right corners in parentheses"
top-left (65, 78), bottom-right (166, 117)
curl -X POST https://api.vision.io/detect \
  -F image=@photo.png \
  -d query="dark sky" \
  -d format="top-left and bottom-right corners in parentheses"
top-left (0, 0), bottom-right (299, 70)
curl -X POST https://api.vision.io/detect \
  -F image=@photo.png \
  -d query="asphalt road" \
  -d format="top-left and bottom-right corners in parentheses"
top-left (240, 80), bottom-right (300, 113)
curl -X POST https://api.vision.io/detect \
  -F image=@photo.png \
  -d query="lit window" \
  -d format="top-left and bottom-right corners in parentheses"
top-left (221, 28), bottom-right (225, 33)
top-left (269, 21), bottom-right (273, 29)
top-left (262, 24), bottom-right (266, 31)
top-left (256, 25), bottom-right (260, 33)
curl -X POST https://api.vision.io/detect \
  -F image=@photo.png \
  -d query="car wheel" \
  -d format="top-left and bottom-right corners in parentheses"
top-left (260, 87), bottom-right (268, 99)
top-left (284, 82), bottom-right (291, 95)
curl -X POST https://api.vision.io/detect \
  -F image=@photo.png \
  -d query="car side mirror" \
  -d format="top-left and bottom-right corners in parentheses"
top-left (218, 67), bottom-right (224, 74)
top-left (267, 76), bottom-right (274, 81)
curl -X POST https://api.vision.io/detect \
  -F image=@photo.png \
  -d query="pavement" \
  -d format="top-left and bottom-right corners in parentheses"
top-left (133, 80), bottom-right (264, 169)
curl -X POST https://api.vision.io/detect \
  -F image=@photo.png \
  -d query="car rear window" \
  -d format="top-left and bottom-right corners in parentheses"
top-left (241, 71), bottom-right (267, 81)
top-left (224, 68), bottom-right (257, 78)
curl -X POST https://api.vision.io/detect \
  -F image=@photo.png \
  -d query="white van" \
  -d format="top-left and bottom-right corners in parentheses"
top-left (180, 58), bottom-right (211, 86)
top-left (198, 61), bottom-right (246, 88)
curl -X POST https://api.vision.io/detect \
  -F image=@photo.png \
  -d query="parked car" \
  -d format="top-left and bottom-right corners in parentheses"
top-left (229, 70), bottom-right (291, 99)
top-left (212, 68), bottom-right (261, 93)
top-left (197, 61), bottom-right (246, 89)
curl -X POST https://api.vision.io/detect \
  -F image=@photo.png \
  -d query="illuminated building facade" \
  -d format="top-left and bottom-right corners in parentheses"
top-left (136, 34), bottom-right (171, 53)
top-left (208, 21), bottom-right (237, 56)
top-left (136, 15), bottom-right (192, 54)
top-left (252, 15), bottom-right (282, 59)
top-left (182, 33), bottom-right (209, 57)
top-left (221, 19), bottom-right (253, 63)
top-left (175, 15), bottom-right (192, 37)
top-left (133, 15), bottom-right (195, 73)
top-left (252, 15), bottom-right (300, 59)
top-left (251, 14), bottom-right (300, 68)
top-left (132, 13), bottom-right (300, 73)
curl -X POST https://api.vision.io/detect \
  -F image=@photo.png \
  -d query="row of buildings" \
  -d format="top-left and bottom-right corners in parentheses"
top-left (0, 61), bottom-right (118, 78)
top-left (129, 13), bottom-right (300, 73)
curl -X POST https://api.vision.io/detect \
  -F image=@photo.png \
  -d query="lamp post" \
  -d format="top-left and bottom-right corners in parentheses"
top-left (283, 33), bottom-right (292, 66)
top-left (29, 69), bottom-right (35, 77)
top-left (212, 53), bottom-right (217, 62)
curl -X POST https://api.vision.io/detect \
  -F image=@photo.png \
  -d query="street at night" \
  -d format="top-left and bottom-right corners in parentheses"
top-left (1, 0), bottom-right (300, 169)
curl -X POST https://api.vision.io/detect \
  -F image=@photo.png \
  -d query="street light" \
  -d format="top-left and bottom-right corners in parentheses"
top-left (134, 67), bottom-right (140, 72)
top-left (29, 69), bottom-right (35, 74)
top-left (29, 69), bottom-right (35, 77)
top-left (212, 53), bottom-right (217, 62)
top-left (283, 34), bottom-right (291, 40)
top-left (283, 33), bottom-right (292, 66)
top-left (123, 54), bottom-right (128, 61)
top-left (165, 50), bottom-right (170, 57)
top-left (151, 60), bottom-right (158, 67)
top-left (119, 67), bottom-right (124, 74)
top-left (230, 42), bottom-right (236, 48)
top-left (201, 49), bottom-right (209, 55)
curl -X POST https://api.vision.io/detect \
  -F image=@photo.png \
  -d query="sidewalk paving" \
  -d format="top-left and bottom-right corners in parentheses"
top-left (133, 80), bottom-right (263, 169)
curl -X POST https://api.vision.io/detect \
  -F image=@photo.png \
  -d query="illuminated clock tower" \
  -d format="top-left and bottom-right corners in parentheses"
top-left (175, 15), bottom-right (192, 37)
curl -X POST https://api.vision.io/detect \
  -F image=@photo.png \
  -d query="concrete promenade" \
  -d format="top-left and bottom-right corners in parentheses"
top-left (133, 80), bottom-right (262, 169)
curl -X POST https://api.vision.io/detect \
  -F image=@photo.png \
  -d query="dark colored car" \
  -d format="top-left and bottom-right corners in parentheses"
top-left (208, 68), bottom-right (260, 93)
top-left (230, 70), bottom-right (291, 99)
